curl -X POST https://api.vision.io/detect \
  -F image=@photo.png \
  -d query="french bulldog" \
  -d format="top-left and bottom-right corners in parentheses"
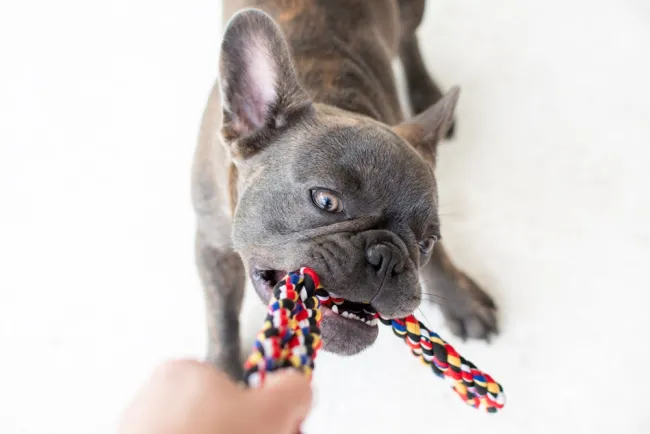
top-left (191, 0), bottom-right (498, 381)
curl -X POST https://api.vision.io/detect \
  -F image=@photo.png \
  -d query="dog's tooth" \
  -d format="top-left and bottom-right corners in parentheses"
top-left (331, 305), bottom-right (339, 314)
top-left (342, 312), bottom-right (350, 318)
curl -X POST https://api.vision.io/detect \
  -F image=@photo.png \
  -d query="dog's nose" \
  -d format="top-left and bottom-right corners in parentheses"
top-left (365, 242), bottom-right (405, 277)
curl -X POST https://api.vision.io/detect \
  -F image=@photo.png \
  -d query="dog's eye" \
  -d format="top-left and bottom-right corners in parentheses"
top-left (311, 189), bottom-right (343, 213)
top-left (418, 236), bottom-right (438, 254)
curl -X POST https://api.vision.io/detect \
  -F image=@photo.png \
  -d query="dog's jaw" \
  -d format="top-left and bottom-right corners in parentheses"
top-left (250, 264), bottom-right (380, 355)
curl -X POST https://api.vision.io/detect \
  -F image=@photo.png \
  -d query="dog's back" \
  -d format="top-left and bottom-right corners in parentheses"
top-left (224, 0), bottom-right (404, 121)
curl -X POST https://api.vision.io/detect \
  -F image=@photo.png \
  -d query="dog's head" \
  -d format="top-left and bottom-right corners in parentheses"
top-left (218, 10), bottom-right (458, 355)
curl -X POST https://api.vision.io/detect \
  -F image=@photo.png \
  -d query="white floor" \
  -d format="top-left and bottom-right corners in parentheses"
top-left (2, 0), bottom-right (649, 433)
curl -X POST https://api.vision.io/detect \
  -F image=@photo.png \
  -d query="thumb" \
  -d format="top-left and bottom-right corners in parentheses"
top-left (249, 370), bottom-right (313, 434)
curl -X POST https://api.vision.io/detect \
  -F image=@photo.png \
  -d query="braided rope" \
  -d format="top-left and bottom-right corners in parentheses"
top-left (243, 268), bottom-right (505, 413)
top-left (244, 267), bottom-right (323, 387)
top-left (378, 315), bottom-right (505, 413)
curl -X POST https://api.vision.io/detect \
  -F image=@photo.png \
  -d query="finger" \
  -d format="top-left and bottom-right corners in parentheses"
top-left (119, 360), bottom-right (243, 434)
top-left (145, 359), bottom-right (239, 397)
top-left (248, 371), bottom-right (313, 433)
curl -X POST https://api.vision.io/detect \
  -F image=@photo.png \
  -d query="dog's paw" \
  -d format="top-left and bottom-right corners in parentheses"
top-left (437, 272), bottom-right (498, 342)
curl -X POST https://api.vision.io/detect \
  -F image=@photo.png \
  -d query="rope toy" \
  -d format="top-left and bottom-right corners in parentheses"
top-left (244, 267), bottom-right (505, 413)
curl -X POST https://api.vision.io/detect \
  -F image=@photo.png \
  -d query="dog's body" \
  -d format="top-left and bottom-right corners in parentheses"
top-left (192, 0), bottom-right (498, 380)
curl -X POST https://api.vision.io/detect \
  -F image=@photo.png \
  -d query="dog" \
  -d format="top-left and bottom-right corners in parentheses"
top-left (191, 0), bottom-right (498, 381)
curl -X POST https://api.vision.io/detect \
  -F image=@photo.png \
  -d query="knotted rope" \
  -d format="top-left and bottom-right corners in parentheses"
top-left (243, 267), bottom-right (505, 413)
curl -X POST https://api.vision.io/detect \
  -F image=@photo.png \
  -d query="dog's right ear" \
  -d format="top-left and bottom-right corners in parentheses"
top-left (392, 87), bottom-right (460, 165)
top-left (218, 9), bottom-right (312, 160)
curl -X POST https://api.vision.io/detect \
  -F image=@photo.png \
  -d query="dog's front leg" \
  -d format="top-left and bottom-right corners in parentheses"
top-left (195, 228), bottom-right (246, 381)
top-left (420, 242), bottom-right (498, 341)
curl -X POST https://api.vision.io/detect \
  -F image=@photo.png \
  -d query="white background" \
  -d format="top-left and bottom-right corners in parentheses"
top-left (1, 0), bottom-right (650, 433)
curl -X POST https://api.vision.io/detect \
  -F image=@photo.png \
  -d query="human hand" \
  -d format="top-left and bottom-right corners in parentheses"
top-left (119, 359), bottom-right (312, 434)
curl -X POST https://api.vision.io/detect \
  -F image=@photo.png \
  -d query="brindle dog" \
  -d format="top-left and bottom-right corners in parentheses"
top-left (192, 0), bottom-right (498, 381)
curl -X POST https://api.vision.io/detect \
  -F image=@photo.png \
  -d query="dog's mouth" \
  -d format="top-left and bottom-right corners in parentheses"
top-left (252, 267), bottom-right (380, 327)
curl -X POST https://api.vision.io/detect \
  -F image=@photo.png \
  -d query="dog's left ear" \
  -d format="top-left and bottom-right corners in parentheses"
top-left (218, 9), bottom-right (313, 160)
top-left (392, 86), bottom-right (460, 164)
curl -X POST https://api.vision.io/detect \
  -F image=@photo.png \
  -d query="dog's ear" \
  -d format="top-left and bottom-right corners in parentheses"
top-left (218, 9), bottom-right (312, 159)
top-left (392, 86), bottom-right (460, 164)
